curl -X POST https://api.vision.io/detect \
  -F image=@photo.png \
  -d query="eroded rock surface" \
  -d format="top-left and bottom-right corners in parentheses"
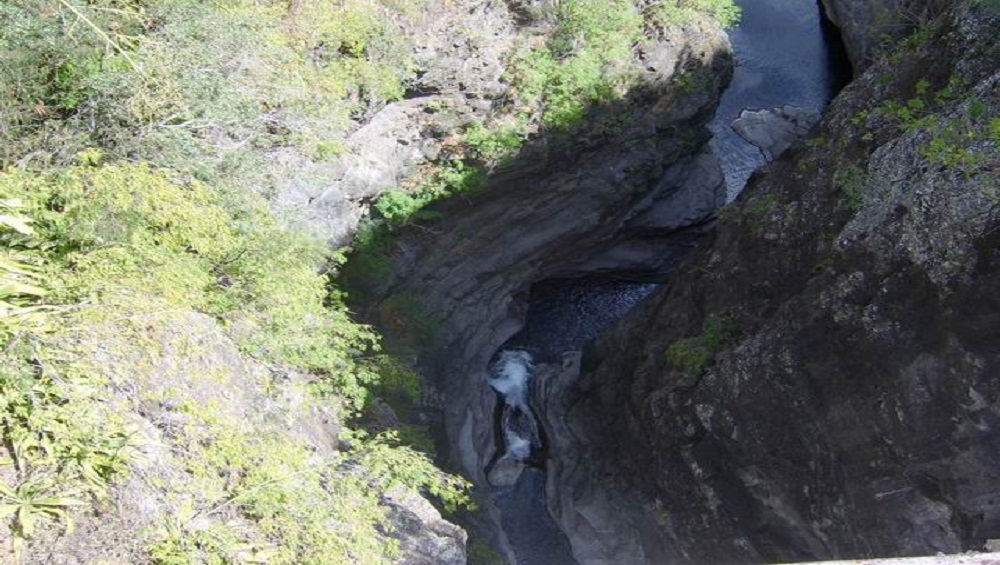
top-left (273, 0), bottom-right (517, 245)
top-left (384, 485), bottom-right (469, 565)
top-left (547, 3), bottom-right (1000, 563)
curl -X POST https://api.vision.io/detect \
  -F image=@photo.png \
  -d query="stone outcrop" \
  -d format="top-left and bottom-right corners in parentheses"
top-left (732, 106), bottom-right (822, 161)
top-left (272, 0), bottom-right (517, 245)
top-left (384, 485), bottom-right (469, 565)
top-left (544, 2), bottom-right (1000, 563)
top-left (22, 312), bottom-right (466, 565)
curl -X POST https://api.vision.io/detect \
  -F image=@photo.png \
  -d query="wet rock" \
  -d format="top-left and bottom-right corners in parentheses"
top-left (731, 105), bottom-right (821, 160)
top-left (487, 457), bottom-right (526, 488)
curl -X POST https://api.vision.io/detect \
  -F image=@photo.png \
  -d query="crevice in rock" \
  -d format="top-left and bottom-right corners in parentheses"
top-left (817, 0), bottom-right (855, 91)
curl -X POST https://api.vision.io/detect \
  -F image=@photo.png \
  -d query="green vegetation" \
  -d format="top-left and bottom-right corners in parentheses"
top-left (0, 161), bottom-right (471, 561)
top-left (2, 162), bottom-right (383, 409)
top-left (873, 77), bottom-right (960, 132)
top-left (0, 476), bottom-right (86, 543)
top-left (506, 0), bottom-right (644, 130)
top-left (646, 0), bottom-right (742, 30)
top-left (0, 0), bottom-right (473, 560)
top-left (503, 0), bottom-right (739, 131)
top-left (0, 0), bottom-right (747, 558)
top-left (0, 199), bottom-right (51, 338)
top-left (835, 163), bottom-right (869, 211)
top-left (347, 0), bottom-right (740, 299)
top-left (743, 193), bottom-right (779, 228)
top-left (665, 315), bottom-right (737, 376)
top-left (919, 98), bottom-right (998, 172)
top-left (870, 74), bottom-right (996, 177)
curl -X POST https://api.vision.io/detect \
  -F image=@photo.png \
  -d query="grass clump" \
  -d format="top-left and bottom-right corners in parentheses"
top-left (0, 0), bottom-right (415, 189)
top-left (835, 163), bottom-right (869, 211)
top-left (666, 315), bottom-right (737, 376)
top-left (645, 0), bottom-right (742, 30)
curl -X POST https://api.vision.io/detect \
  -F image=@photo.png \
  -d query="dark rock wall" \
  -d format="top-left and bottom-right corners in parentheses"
top-left (820, 0), bottom-right (949, 72)
top-left (550, 2), bottom-right (1000, 563)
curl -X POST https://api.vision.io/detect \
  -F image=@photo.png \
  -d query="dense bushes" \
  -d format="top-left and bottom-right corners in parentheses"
top-left (1, 161), bottom-right (382, 405)
top-left (0, 155), bottom-right (467, 563)
top-left (0, 159), bottom-right (472, 561)
top-left (0, 1), bottom-right (473, 560)
top-left (507, 0), bottom-right (645, 129)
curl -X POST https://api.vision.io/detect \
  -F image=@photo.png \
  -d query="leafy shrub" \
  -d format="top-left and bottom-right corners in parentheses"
top-left (835, 164), bottom-right (869, 211)
top-left (354, 430), bottom-right (474, 515)
top-left (506, 0), bottom-right (643, 130)
top-left (665, 315), bottom-right (736, 376)
top-left (0, 343), bottom-right (137, 556)
top-left (464, 121), bottom-right (526, 166)
top-left (0, 200), bottom-right (50, 338)
top-left (1, 163), bottom-right (382, 408)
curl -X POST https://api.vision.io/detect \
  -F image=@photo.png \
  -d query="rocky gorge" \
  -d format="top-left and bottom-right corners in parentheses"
top-left (343, 0), bottom-right (1000, 563)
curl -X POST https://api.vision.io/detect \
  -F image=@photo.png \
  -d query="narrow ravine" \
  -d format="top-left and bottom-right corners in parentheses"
top-left (488, 281), bottom-right (659, 564)
top-left (485, 1), bottom-right (852, 562)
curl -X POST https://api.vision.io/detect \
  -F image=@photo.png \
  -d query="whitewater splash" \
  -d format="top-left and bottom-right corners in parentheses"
top-left (489, 350), bottom-right (540, 462)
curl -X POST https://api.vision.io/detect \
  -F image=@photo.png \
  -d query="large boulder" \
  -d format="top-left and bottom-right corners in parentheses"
top-left (384, 485), bottom-right (468, 565)
top-left (732, 105), bottom-right (822, 161)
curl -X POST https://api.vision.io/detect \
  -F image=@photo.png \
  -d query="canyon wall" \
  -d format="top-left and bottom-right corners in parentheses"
top-left (545, 1), bottom-right (1000, 562)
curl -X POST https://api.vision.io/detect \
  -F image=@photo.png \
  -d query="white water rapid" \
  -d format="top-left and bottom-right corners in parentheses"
top-left (489, 350), bottom-right (540, 461)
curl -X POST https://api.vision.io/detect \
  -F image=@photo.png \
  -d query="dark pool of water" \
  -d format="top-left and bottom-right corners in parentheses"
top-left (504, 279), bottom-right (659, 362)
top-left (711, 0), bottom-right (852, 198)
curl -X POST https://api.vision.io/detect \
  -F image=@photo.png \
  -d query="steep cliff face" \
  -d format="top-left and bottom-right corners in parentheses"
top-left (548, 2), bottom-right (1000, 563)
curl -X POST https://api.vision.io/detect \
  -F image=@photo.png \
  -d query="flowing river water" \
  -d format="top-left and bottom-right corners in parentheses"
top-left (484, 1), bottom-right (851, 563)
